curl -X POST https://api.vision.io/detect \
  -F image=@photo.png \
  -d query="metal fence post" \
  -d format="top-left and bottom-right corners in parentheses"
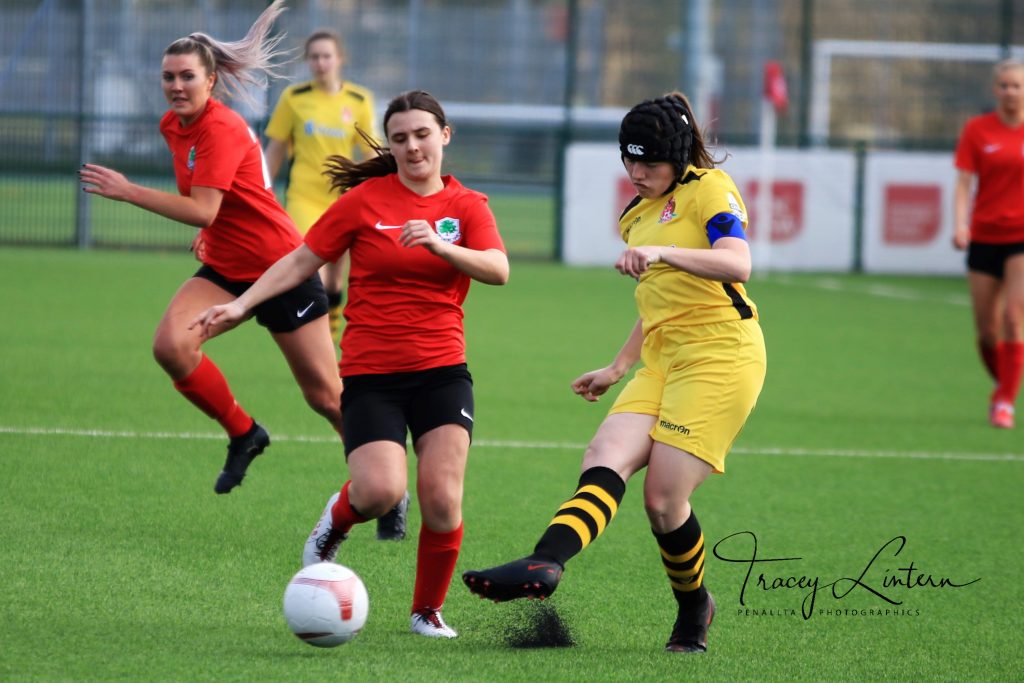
top-left (75, 0), bottom-right (95, 249)
top-left (999, 0), bottom-right (1014, 58)
top-left (553, 0), bottom-right (579, 263)
top-left (851, 140), bottom-right (867, 273)
top-left (797, 0), bottom-right (814, 148)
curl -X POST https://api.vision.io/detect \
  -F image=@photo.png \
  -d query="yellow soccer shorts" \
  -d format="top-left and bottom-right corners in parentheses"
top-left (608, 319), bottom-right (766, 473)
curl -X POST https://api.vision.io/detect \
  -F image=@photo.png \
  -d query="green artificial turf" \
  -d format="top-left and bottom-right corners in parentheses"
top-left (0, 248), bottom-right (1019, 681)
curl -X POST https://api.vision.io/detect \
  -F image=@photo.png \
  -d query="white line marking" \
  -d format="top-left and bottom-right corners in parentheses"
top-left (770, 275), bottom-right (970, 307)
top-left (1, 426), bottom-right (1020, 463)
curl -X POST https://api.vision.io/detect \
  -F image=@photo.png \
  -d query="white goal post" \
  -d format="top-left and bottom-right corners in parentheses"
top-left (810, 39), bottom-right (1024, 146)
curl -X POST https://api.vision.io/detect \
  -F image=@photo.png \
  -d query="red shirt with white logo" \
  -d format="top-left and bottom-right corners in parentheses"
top-left (160, 98), bottom-right (302, 280)
top-left (954, 112), bottom-right (1024, 243)
top-left (305, 174), bottom-right (505, 375)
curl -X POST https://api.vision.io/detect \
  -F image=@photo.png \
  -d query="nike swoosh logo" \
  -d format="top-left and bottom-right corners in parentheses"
top-left (375, 221), bottom-right (403, 230)
top-left (526, 563), bottom-right (551, 571)
top-left (983, 144), bottom-right (1001, 154)
top-left (296, 301), bottom-right (315, 317)
top-left (460, 408), bottom-right (474, 422)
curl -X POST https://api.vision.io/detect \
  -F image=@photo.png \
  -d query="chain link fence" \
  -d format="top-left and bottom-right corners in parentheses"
top-left (0, 0), bottom-right (1019, 257)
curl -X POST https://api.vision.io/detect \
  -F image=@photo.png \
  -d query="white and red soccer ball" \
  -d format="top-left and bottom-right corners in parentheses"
top-left (283, 562), bottom-right (369, 647)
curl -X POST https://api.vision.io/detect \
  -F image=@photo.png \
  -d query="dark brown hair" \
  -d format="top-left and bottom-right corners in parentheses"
top-left (664, 91), bottom-right (720, 169)
top-left (323, 90), bottom-right (449, 192)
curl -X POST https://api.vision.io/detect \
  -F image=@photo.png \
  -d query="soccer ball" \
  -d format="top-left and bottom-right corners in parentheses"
top-left (283, 562), bottom-right (369, 647)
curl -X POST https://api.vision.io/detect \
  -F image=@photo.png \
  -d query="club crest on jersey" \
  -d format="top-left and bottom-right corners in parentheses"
top-left (435, 217), bottom-right (461, 244)
top-left (658, 197), bottom-right (677, 224)
top-left (187, 146), bottom-right (196, 171)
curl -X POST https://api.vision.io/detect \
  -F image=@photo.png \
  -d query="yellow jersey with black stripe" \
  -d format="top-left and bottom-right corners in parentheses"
top-left (264, 80), bottom-right (377, 211)
top-left (620, 165), bottom-right (757, 331)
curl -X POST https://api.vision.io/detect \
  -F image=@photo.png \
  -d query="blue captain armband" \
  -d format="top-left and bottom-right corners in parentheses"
top-left (705, 212), bottom-right (747, 244)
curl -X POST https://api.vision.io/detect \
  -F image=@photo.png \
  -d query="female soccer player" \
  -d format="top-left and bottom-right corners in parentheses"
top-left (191, 90), bottom-right (509, 639)
top-left (263, 29), bottom-right (406, 541)
top-left (953, 58), bottom-right (1024, 429)
top-left (463, 92), bottom-right (767, 654)
top-left (78, 0), bottom-right (343, 494)
top-left (263, 29), bottom-right (377, 338)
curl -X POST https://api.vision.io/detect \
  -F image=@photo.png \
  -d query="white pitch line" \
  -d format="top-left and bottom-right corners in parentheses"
top-left (729, 445), bottom-right (1023, 463)
top-left (1, 425), bottom-right (1020, 463)
top-left (770, 275), bottom-right (971, 307)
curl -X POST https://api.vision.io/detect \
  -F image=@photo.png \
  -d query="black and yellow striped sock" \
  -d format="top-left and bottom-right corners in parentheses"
top-left (654, 510), bottom-right (708, 608)
top-left (529, 466), bottom-right (626, 567)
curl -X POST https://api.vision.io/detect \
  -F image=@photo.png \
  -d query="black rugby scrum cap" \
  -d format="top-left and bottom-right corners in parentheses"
top-left (618, 95), bottom-right (693, 172)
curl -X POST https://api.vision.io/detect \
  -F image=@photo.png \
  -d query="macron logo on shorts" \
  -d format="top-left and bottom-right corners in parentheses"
top-left (659, 419), bottom-right (690, 435)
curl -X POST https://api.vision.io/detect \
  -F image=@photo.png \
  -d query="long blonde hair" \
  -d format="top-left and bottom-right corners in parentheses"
top-left (163, 0), bottom-right (291, 111)
top-left (993, 57), bottom-right (1024, 81)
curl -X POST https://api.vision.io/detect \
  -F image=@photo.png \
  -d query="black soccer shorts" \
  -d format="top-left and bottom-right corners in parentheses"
top-left (194, 264), bottom-right (328, 333)
top-left (340, 363), bottom-right (475, 456)
top-left (966, 241), bottom-right (1024, 279)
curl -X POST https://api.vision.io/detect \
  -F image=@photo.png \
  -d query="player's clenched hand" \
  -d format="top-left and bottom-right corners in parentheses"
top-left (571, 366), bottom-right (622, 402)
top-left (952, 226), bottom-right (970, 251)
top-left (189, 302), bottom-right (246, 339)
top-left (615, 246), bottom-right (663, 278)
top-left (78, 163), bottom-right (135, 202)
top-left (399, 219), bottom-right (445, 254)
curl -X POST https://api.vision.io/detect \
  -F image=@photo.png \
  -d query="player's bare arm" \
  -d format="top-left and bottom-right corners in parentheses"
top-left (572, 318), bottom-right (644, 402)
top-left (190, 244), bottom-right (327, 337)
top-left (399, 219), bottom-right (509, 285)
top-left (79, 164), bottom-right (224, 227)
top-left (617, 237), bottom-right (751, 282)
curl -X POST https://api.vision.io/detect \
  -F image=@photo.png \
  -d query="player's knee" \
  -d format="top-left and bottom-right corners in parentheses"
top-left (152, 331), bottom-right (194, 375)
top-left (417, 485), bottom-right (461, 529)
top-left (352, 481), bottom-right (406, 518)
top-left (643, 489), bottom-right (687, 529)
top-left (302, 385), bottom-right (341, 420)
top-left (1003, 303), bottom-right (1024, 333)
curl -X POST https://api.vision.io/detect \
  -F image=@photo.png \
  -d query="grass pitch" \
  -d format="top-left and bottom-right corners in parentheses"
top-left (1, 248), bottom-right (1020, 682)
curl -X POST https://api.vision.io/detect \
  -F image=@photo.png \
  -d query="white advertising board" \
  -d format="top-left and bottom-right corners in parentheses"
top-left (862, 151), bottom-right (964, 275)
top-left (562, 144), bottom-right (856, 272)
top-left (722, 147), bottom-right (856, 272)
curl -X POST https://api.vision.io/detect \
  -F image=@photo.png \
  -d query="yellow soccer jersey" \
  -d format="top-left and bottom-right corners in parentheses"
top-left (619, 165), bottom-right (758, 331)
top-left (265, 80), bottom-right (377, 217)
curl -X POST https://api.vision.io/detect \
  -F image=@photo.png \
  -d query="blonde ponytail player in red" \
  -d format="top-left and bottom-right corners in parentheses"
top-left (79, 1), bottom-right (343, 495)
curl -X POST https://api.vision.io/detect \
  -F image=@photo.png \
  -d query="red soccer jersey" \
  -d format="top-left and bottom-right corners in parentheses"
top-left (160, 98), bottom-right (302, 281)
top-left (305, 174), bottom-right (506, 375)
top-left (954, 112), bottom-right (1024, 243)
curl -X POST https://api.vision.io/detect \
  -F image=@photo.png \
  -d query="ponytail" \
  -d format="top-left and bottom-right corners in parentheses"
top-left (663, 91), bottom-right (722, 169)
top-left (323, 90), bottom-right (449, 192)
top-left (323, 127), bottom-right (396, 192)
top-left (164, 0), bottom-right (291, 112)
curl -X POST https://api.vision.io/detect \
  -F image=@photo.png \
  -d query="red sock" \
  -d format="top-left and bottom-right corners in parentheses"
top-left (330, 481), bottom-right (369, 535)
top-left (995, 341), bottom-right (1024, 404)
top-left (978, 340), bottom-right (998, 381)
top-left (173, 355), bottom-right (252, 437)
top-left (411, 522), bottom-right (464, 613)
